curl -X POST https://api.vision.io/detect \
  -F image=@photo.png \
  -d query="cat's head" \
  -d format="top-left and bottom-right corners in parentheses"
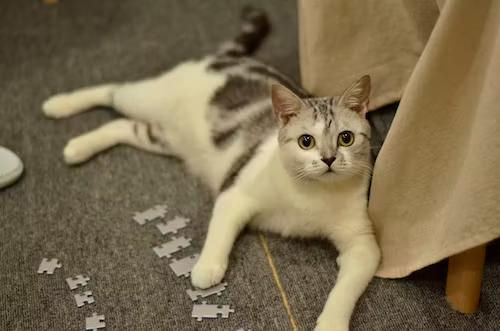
top-left (271, 76), bottom-right (372, 183)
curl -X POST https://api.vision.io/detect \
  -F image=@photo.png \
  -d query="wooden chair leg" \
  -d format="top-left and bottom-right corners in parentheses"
top-left (445, 244), bottom-right (486, 314)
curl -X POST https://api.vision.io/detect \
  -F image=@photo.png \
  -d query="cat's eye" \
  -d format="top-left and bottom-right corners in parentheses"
top-left (298, 134), bottom-right (315, 150)
top-left (338, 131), bottom-right (355, 147)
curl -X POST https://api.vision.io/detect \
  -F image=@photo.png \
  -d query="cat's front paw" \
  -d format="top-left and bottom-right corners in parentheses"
top-left (191, 258), bottom-right (227, 289)
top-left (314, 315), bottom-right (349, 331)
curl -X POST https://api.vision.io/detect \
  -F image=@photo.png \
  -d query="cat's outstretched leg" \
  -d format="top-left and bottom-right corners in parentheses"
top-left (63, 119), bottom-right (170, 164)
top-left (191, 188), bottom-right (256, 289)
top-left (314, 233), bottom-right (380, 331)
top-left (43, 84), bottom-right (117, 119)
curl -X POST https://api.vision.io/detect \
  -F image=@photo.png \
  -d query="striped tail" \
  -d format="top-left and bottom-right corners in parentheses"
top-left (217, 6), bottom-right (271, 57)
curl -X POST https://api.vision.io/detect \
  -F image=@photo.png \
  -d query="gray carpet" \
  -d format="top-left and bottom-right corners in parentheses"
top-left (0, 1), bottom-right (499, 330)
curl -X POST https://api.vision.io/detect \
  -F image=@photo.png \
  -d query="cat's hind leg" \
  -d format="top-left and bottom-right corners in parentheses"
top-left (43, 84), bottom-right (117, 119)
top-left (63, 118), bottom-right (170, 165)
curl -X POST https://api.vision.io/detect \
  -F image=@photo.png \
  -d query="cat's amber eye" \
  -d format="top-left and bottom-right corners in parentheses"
top-left (298, 134), bottom-right (315, 150)
top-left (338, 131), bottom-right (355, 147)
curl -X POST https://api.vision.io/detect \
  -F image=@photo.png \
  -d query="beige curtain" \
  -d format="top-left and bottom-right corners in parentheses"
top-left (299, 0), bottom-right (500, 278)
top-left (299, 0), bottom-right (439, 111)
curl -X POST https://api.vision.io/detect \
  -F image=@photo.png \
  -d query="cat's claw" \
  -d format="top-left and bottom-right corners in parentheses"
top-left (190, 259), bottom-right (227, 289)
top-left (42, 94), bottom-right (72, 118)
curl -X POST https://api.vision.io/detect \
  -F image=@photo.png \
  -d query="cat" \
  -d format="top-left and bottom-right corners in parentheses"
top-left (42, 7), bottom-right (380, 331)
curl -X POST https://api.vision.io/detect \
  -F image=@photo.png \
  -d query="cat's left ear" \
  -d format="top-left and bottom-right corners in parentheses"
top-left (339, 75), bottom-right (371, 117)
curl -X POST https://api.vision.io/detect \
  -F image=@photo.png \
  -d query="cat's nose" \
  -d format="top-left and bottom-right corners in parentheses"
top-left (321, 156), bottom-right (336, 167)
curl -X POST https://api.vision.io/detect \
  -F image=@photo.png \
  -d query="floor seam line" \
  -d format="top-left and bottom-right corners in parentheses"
top-left (258, 233), bottom-right (299, 331)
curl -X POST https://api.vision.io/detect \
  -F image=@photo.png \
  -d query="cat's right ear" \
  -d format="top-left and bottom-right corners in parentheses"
top-left (271, 84), bottom-right (303, 126)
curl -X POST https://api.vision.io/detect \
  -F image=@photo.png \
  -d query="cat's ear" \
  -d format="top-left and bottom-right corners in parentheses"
top-left (339, 75), bottom-right (371, 117)
top-left (271, 84), bottom-right (304, 125)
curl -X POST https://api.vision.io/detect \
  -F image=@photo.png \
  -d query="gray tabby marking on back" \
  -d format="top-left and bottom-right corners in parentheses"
top-left (219, 104), bottom-right (275, 191)
top-left (211, 75), bottom-right (269, 111)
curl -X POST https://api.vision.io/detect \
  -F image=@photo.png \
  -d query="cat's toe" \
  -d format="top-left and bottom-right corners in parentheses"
top-left (190, 260), bottom-right (227, 289)
top-left (42, 94), bottom-right (72, 118)
top-left (63, 140), bottom-right (90, 165)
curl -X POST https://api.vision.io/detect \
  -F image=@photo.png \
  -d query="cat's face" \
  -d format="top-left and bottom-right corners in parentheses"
top-left (272, 76), bottom-right (372, 183)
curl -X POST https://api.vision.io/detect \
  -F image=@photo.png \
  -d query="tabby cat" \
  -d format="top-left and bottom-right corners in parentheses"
top-left (43, 8), bottom-right (380, 331)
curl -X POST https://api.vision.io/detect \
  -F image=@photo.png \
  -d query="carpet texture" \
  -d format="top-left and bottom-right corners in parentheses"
top-left (0, 1), bottom-right (498, 330)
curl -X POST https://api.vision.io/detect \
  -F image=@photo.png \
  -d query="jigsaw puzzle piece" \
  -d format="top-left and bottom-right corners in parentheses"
top-left (66, 274), bottom-right (90, 290)
top-left (156, 216), bottom-right (190, 235)
top-left (85, 312), bottom-right (105, 331)
top-left (37, 258), bottom-right (62, 274)
top-left (192, 301), bottom-right (235, 321)
top-left (133, 204), bottom-right (167, 225)
top-left (153, 236), bottom-right (192, 258)
top-left (186, 282), bottom-right (228, 301)
top-left (75, 291), bottom-right (95, 307)
top-left (169, 254), bottom-right (200, 278)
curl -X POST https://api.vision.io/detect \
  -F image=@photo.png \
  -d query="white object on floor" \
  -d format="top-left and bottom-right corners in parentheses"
top-left (186, 282), bottom-right (228, 301)
top-left (169, 254), bottom-right (200, 278)
top-left (66, 274), bottom-right (90, 290)
top-left (0, 146), bottom-right (23, 189)
top-left (85, 313), bottom-right (105, 331)
top-left (37, 258), bottom-right (62, 274)
top-left (191, 301), bottom-right (234, 321)
top-left (133, 204), bottom-right (167, 225)
top-left (74, 291), bottom-right (95, 307)
top-left (156, 216), bottom-right (191, 235)
top-left (152, 236), bottom-right (192, 258)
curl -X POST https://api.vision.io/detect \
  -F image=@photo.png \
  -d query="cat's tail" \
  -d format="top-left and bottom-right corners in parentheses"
top-left (217, 6), bottom-right (270, 57)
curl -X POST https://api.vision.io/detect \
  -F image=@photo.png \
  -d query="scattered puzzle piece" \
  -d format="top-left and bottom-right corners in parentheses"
top-left (156, 216), bottom-right (191, 235)
top-left (192, 301), bottom-right (235, 321)
top-left (169, 254), bottom-right (200, 278)
top-left (74, 291), bottom-right (95, 307)
top-left (186, 282), bottom-right (228, 301)
top-left (133, 204), bottom-right (167, 225)
top-left (37, 258), bottom-right (62, 274)
top-left (65, 274), bottom-right (90, 290)
top-left (153, 236), bottom-right (192, 258)
top-left (85, 313), bottom-right (105, 331)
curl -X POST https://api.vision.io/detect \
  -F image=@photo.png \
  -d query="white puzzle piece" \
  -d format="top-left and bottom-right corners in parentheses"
top-left (66, 274), bottom-right (90, 290)
top-left (133, 204), bottom-right (167, 225)
top-left (85, 313), bottom-right (105, 331)
top-left (74, 291), bottom-right (95, 307)
top-left (192, 301), bottom-right (235, 321)
top-left (156, 216), bottom-right (191, 235)
top-left (186, 282), bottom-right (228, 301)
top-left (169, 254), bottom-right (200, 278)
top-left (37, 258), bottom-right (62, 274)
top-left (153, 236), bottom-right (192, 258)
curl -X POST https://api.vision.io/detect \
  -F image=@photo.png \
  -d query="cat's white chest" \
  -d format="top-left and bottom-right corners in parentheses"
top-left (250, 187), bottom-right (352, 238)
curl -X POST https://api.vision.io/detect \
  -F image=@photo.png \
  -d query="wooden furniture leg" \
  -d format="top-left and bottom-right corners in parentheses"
top-left (445, 244), bottom-right (486, 314)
